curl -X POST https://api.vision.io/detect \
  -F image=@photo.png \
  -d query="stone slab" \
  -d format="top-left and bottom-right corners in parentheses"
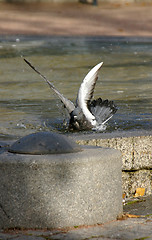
top-left (122, 170), bottom-right (152, 196)
top-left (73, 130), bottom-right (152, 171)
top-left (72, 130), bottom-right (152, 197)
top-left (0, 216), bottom-right (152, 240)
top-left (0, 145), bottom-right (122, 229)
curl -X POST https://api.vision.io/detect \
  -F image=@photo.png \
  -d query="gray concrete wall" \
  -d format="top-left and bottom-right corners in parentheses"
top-left (73, 130), bottom-right (152, 197)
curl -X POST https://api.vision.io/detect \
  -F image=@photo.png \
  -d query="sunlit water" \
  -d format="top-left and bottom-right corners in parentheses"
top-left (0, 36), bottom-right (152, 140)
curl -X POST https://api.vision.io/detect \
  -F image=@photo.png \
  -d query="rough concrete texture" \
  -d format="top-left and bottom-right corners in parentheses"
top-left (75, 131), bottom-right (152, 171)
top-left (0, 146), bottom-right (122, 229)
top-left (122, 170), bottom-right (152, 196)
top-left (74, 130), bottom-right (152, 196)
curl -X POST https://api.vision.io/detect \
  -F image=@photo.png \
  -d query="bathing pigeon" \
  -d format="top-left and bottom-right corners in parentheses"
top-left (24, 59), bottom-right (117, 131)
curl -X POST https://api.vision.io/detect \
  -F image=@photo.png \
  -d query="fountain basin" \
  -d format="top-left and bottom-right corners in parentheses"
top-left (0, 145), bottom-right (122, 229)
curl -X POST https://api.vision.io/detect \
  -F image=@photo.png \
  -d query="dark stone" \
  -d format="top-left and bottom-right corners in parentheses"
top-left (8, 131), bottom-right (82, 155)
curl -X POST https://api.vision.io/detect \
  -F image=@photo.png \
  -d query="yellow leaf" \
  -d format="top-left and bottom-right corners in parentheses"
top-left (126, 213), bottom-right (140, 218)
top-left (122, 193), bottom-right (126, 199)
top-left (119, 213), bottom-right (141, 219)
top-left (134, 188), bottom-right (145, 197)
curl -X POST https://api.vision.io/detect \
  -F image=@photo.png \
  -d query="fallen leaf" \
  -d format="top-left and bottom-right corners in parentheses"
top-left (122, 193), bottom-right (126, 199)
top-left (126, 213), bottom-right (141, 218)
top-left (134, 188), bottom-right (145, 197)
top-left (117, 213), bottom-right (141, 220)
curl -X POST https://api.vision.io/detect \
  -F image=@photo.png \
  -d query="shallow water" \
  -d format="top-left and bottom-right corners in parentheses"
top-left (0, 36), bottom-right (152, 140)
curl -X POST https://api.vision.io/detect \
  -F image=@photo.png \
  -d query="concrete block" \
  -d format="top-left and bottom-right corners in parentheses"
top-left (0, 146), bottom-right (122, 229)
top-left (133, 135), bottom-right (152, 170)
top-left (122, 170), bottom-right (152, 197)
top-left (96, 137), bottom-right (134, 170)
top-left (75, 130), bottom-right (152, 171)
top-left (74, 130), bottom-right (152, 197)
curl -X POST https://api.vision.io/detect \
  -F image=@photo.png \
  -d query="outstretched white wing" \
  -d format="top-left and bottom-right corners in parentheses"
top-left (76, 62), bottom-right (103, 125)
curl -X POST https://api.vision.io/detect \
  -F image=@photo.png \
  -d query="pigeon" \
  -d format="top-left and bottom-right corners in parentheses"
top-left (24, 59), bottom-right (117, 131)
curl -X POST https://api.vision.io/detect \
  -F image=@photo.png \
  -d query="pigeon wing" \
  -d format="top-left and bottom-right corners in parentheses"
top-left (76, 62), bottom-right (103, 125)
top-left (24, 58), bottom-right (75, 114)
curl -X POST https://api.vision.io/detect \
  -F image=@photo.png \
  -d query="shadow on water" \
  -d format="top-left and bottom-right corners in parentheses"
top-left (0, 36), bottom-right (152, 140)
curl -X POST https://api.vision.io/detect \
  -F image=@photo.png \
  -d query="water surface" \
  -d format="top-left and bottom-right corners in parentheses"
top-left (0, 36), bottom-right (152, 140)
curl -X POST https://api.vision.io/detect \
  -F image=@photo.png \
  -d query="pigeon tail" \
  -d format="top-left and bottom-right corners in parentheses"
top-left (89, 98), bottom-right (117, 127)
